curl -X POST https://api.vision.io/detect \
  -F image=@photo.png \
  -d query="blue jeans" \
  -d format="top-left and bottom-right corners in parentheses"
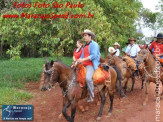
top-left (86, 65), bottom-right (95, 98)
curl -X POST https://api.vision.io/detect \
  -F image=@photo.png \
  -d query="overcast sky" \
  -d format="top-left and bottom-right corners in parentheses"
top-left (141, 0), bottom-right (160, 37)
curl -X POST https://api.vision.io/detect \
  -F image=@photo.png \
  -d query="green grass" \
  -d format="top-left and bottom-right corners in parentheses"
top-left (0, 88), bottom-right (33, 108)
top-left (0, 56), bottom-right (73, 107)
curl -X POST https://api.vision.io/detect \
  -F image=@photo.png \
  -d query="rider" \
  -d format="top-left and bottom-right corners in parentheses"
top-left (149, 33), bottom-right (163, 65)
top-left (125, 38), bottom-right (140, 59)
top-left (77, 29), bottom-right (100, 102)
top-left (125, 38), bottom-right (140, 75)
top-left (73, 39), bottom-right (83, 61)
top-left (113, 42), bottom-right (120, 56)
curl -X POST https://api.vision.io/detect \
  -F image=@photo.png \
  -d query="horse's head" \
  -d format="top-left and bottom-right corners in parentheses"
top-left (41, 60), bottom-right (59, 91)
top-left (137, 48), bottom-right (149, 64)
top-left (105, 52), bottom-right (116, 65)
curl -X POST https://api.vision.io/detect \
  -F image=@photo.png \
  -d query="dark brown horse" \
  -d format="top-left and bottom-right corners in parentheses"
top-left (41, 60), bottom-right (120, 122)
top-left (137, 48), bottom-right (163, 105)
top-left (105, 53), bottom-right (137, 95)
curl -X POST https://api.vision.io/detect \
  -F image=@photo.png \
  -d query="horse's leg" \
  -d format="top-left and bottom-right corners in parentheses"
top-left (108, 89), bottom-right (114, 116)
top-left (59, 97), bottom-right (66, 119)
top-left (117, 78), bottom-right (125, 98)
top-left (130, 75), bottom-right (135, 92)
top-left (96, 89), bottom-right (106, 121)
top-left (141, 77), bottom-right (144, 89)
top-left (143, 81), bottom-right (149, 106)
top-left (62, 101), bottom-right (71, 121)
top-left (70, 101), bottom-right (77, 122)
top-left (123, 80), bottom-right (128, 95)
top-left (95, 92), bottom-right (101, 105)
top-left (116, 78), bottom-right (121, 97)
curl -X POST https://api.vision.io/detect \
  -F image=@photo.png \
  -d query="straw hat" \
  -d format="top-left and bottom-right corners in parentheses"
top-left (128, 37), bottom-right (136, 42)
top-left (108, 47), bottom-right (116, 54)
top-left (113, 42), bottom-right (120, 47)
top-left (81, 29), bottom-right (96, 39)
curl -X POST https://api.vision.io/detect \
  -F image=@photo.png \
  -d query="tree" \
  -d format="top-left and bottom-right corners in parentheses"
top-left (93, 0), bottom-right (143, 55)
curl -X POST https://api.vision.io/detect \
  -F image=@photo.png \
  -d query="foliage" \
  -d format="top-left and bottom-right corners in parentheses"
top-left (0, 0), bottom-right (145, 59)
top-left (93, 0), bottom-right (142, 48)
top-left (0, 0), bottom-right (111, 58)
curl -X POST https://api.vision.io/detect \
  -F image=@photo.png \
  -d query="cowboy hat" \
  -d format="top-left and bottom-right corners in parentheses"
top-left (108, 47), bottom-right (116, 54)
top-left (81, 29), bottom-right (96, 39)
top-left (113, 42), bottom-right (120, 47)
top-left (154, 33), bottom-right (163, 39)
top-left (128, 37), bottom-right (136, 42)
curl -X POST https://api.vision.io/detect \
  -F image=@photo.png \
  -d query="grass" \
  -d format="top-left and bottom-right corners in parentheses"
top-left (0, 56), bottom-right (73, 108)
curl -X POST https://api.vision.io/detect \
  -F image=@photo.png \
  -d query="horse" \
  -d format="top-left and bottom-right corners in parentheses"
top-left (104, 53), bottom-right (137, 95)
top-left (41, 60), bottom-right (120, 122)
top-left (137, 48), bottom-right (163, 105)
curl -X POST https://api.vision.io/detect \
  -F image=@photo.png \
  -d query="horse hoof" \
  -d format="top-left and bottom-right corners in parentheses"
top-left (79, 106), bottom-right (85, 112)
top-left (96, 117), bottom-right (101, 121)
top-left (97, 101), bottom-right (100, 106)
top-left (108, 112), bottom-right (112, 116)
top-left (58, 113), bottom-right (62, 119)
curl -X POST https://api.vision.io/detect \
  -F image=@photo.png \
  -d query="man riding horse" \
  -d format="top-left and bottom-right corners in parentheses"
top-left (77, 29), bottom-right (100, 102)
top-left (125, 38), bottom-right (140, 75)
top-left (149, 33), bottom-right (163, 66)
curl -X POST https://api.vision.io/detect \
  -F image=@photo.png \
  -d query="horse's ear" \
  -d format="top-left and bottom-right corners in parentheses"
top-left (51, 60), bottom-right (54, 66)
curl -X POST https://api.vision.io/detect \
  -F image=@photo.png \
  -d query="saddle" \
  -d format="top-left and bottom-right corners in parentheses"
top-left (76, 64), bottom-right (110, 87)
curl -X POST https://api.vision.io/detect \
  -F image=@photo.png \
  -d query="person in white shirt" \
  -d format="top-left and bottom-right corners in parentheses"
top-left (113, 42), bottom-right (120, 56)
top-left (125, 38), bottom-right (140, 75)
top-left (125, 38), bottom-right (140, 59)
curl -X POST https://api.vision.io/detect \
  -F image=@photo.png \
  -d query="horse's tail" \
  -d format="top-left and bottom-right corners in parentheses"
top-left (111, 65), bottom-right (125, 98)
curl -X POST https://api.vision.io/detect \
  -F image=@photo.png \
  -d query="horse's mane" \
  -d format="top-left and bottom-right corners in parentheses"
top-left (55, 61), bottom-right (71, 69)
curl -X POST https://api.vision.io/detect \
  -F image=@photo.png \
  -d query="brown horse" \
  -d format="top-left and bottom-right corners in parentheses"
top-left (104, 53), bottom-right (137, 95)
top-left (41, 60), bottom-right (120, 122)
top-left (137, 48), bottom-right (163, 105)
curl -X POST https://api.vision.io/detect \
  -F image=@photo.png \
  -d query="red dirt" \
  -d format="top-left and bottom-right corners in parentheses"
top-left (1, 80), bottom-right (163, 122)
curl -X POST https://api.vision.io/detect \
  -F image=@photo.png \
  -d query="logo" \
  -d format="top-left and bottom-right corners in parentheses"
top-left (2, 105), bottom-right (33, 121)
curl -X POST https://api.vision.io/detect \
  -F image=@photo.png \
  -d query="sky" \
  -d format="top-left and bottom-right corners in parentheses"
top-left (141, 0), bottom-right (160, 37)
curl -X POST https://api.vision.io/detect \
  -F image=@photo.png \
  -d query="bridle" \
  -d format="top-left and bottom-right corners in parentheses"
top-left (43, 62), bottom-right (76, 97)
top-left (137, 49), bottom-right (150, 63)
top-left (138, 49), bottom-right (160, 79)
top-left (44, 63), bottom-right (55, 89)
